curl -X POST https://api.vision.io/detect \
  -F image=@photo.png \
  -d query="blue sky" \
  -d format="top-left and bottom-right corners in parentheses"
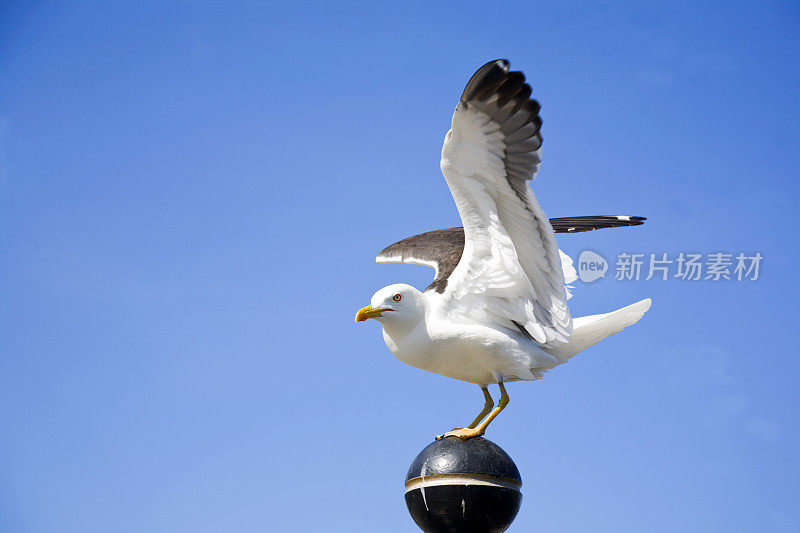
top-left (1, 1), bottom-right (799, 532)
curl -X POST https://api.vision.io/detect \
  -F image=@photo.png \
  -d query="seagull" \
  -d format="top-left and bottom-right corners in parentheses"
top-left (355, 60), bottom-right (651, 440)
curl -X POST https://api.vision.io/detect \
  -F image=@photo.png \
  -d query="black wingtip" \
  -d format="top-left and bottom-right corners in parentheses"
top-left (461, 59), bottom-right (511, 102)
top-left (550, 215), bottom-right (648, 233)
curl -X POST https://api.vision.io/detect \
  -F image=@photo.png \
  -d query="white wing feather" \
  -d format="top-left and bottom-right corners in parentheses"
top-left (438, 64), bottom-right (571, 348)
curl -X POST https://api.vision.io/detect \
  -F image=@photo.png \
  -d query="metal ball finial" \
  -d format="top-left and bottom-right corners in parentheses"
top-left (405, 437), bottom-right (522, 532)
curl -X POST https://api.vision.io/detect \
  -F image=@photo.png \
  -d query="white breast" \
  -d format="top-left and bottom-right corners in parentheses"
top-left (381, 317), bottom-right (557, 385)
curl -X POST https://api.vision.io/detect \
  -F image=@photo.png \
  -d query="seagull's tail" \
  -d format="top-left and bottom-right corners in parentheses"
top-left (546, 298), bottom-right (652, 362)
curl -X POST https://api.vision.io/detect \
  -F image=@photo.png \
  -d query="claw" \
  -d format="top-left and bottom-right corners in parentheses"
top-left (435, 427), bottom-right (484, 440)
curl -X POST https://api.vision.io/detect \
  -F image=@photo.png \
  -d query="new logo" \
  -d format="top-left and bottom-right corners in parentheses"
top-left (578, 250), bottom-right (608, 283)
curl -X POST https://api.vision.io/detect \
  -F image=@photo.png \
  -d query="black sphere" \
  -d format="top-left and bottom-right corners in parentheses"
top-left (404, 437), bottom-right (522, 533)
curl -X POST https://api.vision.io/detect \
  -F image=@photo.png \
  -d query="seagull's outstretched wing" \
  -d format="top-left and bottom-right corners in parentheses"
top-left (550, 215), bottom-right (646, 233)
top-left (376, 227), bottom-right (465, 293)
top-left (437, 59), bottom-right (569, 347)
top-left (375, 216), bottom-right (646, 291)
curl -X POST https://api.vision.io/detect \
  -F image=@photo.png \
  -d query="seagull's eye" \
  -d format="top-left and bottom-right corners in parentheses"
top-left (393, 294), bottom-right (402, 302)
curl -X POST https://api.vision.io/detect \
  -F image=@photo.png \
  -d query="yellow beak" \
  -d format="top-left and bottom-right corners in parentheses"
top-left (355, 305), bottom-right (386, 323)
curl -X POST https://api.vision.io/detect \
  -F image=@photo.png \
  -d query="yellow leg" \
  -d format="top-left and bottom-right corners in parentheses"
top-left (467, 387), bottom-right (494, 429)
top-left (437, 383), bottom-right (509, 440)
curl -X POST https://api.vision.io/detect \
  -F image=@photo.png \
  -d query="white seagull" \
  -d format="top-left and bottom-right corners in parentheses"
top-left (356, 60), bottom-right (651, 440)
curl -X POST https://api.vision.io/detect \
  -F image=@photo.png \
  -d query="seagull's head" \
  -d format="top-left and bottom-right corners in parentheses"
top-left (355, 284), bottom-right (425, 329)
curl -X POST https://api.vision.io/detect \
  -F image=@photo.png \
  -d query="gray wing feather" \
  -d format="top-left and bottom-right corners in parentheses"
top-left (376, 216), bottom-right (645, 291)
top-left (376, 227), bottom-right (463, 293)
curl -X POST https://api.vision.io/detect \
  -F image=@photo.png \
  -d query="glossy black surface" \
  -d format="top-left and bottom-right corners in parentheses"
top-left (405, 438), bottom-right (522, 532)
top-left (406, 486), bottom-right (521, 533)
top-left (406, 437), bottom-right (521, 483)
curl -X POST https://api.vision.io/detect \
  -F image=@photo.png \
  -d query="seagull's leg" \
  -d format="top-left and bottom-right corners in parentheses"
top-left (436, 383), bottom-right (510, 441)
top-left (474, 382), bottom-right (509, 433)
top-left (436, 386), bottom-right (492, 439)
top-left (466, 387), bottom-right (494, 429)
